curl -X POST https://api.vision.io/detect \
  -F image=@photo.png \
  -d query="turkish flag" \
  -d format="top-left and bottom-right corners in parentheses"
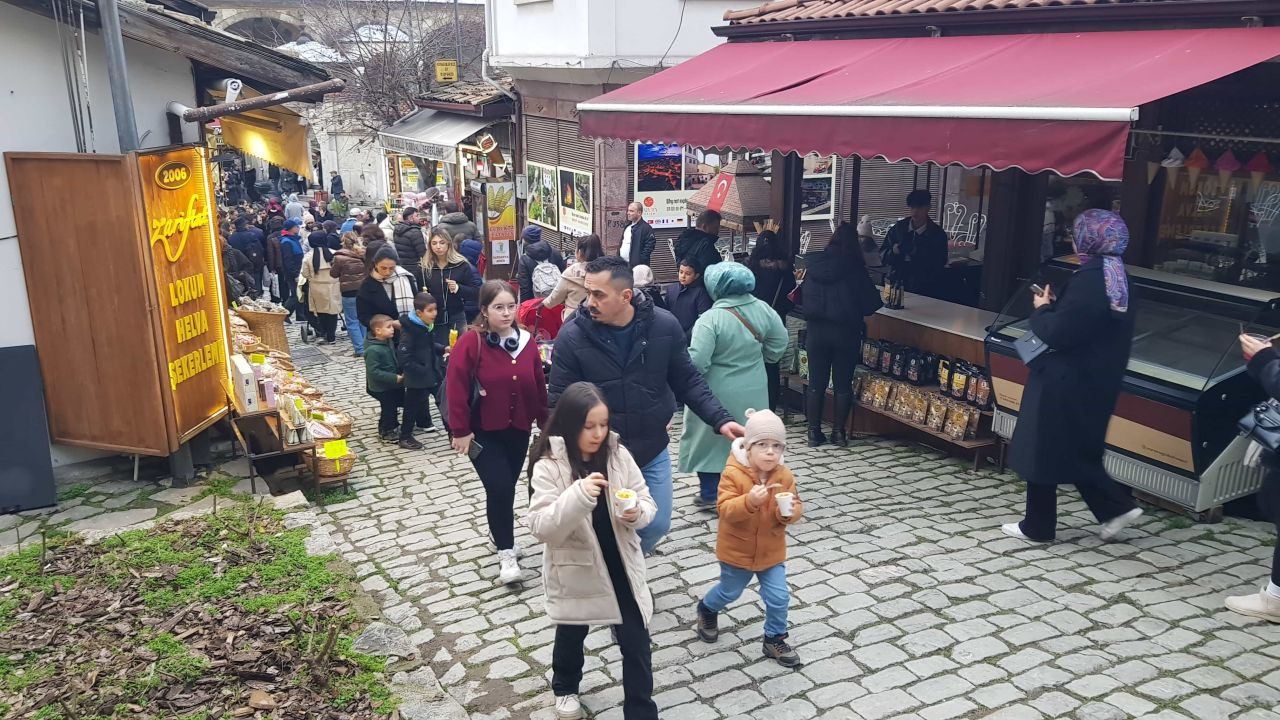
top-left (706, 174), bottom-right (734, 213)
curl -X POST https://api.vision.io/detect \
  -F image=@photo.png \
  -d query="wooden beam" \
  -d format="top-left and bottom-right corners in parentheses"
top-left (181, 79), bottom-right (345, 122)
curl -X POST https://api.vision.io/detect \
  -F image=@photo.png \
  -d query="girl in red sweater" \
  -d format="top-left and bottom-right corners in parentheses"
top-left (447, 280), bottom-right (548, 584)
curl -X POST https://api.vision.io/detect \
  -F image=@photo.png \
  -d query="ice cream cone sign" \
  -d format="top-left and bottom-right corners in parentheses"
top-left (1162, 148), bottom-right (1185, 190)
top-left (1185, 147), bottom-right (1209, 188)
top-left (1147, 162), bottom-right (1160, 185)
top-left (1215, 150), bottom-right (1241, 189)
top-left (1246, 152), bottom-right (1273, 195)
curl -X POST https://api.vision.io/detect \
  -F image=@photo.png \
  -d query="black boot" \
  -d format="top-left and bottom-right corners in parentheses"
top-left (806, 390), bottom-right (827, 447)
top-left (831, 393), bottom-right (854, 447)
top-left (694, 600), bottom-right (719, 643)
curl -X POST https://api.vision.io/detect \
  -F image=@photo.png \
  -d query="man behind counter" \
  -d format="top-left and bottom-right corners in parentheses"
top-left (880, 190), bottom-right (949, 295)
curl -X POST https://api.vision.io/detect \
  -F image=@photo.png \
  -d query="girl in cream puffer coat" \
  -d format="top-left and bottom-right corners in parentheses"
top-left (527, 381), bottom-right (659, 720)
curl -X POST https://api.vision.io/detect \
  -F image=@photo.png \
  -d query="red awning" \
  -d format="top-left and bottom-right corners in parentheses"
top-left (578, 28), bottom-right (1280, 180)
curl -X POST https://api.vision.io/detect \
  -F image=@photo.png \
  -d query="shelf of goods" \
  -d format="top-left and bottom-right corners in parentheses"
top-left (986, 258), bottom-right (1279, 517)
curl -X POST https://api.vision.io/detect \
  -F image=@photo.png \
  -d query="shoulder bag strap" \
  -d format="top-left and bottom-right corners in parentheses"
top-left (723, 307), bottom-right (763, 344)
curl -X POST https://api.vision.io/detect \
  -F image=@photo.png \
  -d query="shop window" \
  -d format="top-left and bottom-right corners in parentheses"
top-left (1042, 175), bottom-right (1121, 262)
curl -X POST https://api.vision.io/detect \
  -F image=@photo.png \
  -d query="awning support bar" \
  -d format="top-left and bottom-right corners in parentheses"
top-left (177, 79), bottom-right (345, 123)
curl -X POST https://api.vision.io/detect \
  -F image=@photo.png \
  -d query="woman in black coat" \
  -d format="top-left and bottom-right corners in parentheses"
top-left (422, 227), bottom-right (479, 344)
top-left (801, 223), bottom-right (882, 447)
top-left (356, 245), bottom-right (420, 337)
top-left (1229, 334), bottom-right (1280, 622)
top-left (1005, 209), bottom-right (1143, 543)
top-left (748, 230), bottom-right (796, 411)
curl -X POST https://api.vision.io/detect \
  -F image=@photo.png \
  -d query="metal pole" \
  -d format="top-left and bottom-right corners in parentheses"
top-left (98, 0), bottom-right (139, 152)
top-left (454, 0), bottom-right (462, 67)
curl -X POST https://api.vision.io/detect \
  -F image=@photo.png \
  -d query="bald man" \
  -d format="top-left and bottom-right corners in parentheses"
top-left (621, 201), bottom-right (656, 268)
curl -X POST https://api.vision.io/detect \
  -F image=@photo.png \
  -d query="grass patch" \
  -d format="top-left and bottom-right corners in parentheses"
top-left (193, 473), bottom-right (249, 502)
top-left (55, 483), bottom-right (92, 501)
top-left (1164, 516), bottom-right (1194, 531)
top-left (0, 499), bottom-right (396, 717)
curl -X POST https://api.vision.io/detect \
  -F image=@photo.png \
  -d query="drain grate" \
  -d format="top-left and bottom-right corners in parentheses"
top-left (289, 345), bottom-right (330, 369)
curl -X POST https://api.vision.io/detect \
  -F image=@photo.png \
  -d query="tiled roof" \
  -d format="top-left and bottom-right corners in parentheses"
top-left (417, 77), bottom-right (514, 107)
top-left (724, 0), bottom-right (1203, 24)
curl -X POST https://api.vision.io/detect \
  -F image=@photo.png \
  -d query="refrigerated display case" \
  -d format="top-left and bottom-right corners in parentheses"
top-left (985, 256), bottom-right (1280, 517)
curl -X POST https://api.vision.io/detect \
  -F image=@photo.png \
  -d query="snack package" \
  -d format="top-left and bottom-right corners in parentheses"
top-left (945, 405), bottom-right (971, 440)
top-left (927, 398), bottom-right (948, 431)
top-left (966, 365), bottom-right (982, 404)
top-left (879, 345), bottom-right (895, 375)
top-left (938, 358), bottom-right (952, 394)
top-left (860, 376), bottom-right (876, 404)
top-left (906, 350), bottom-right (923, 384)
top-left (891, 347), bottom-right (908, 379)
top-left (798, 349), bottom-right (810, 381)
top-left (912, 393), bottom-right (929, 424)
top-left (966, 404), bottom-right (981, 439)
top-left (950, 362), bottom-right (970, 400)
top-left (872, 379), bottom-right (891, 409)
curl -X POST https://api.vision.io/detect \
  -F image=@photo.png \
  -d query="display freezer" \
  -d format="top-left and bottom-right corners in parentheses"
top-left (985, 258), bottom-right (1280, 517)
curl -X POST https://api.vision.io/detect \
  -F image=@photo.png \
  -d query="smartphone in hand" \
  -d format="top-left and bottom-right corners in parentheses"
top-left (467, 438), bottom-right (484, 460)
top-left (1030, 283), bottom-right (1045, 295)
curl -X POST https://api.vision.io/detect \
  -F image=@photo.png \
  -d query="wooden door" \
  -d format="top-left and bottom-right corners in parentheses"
top-left (5, 153), bottom-right (173, 455)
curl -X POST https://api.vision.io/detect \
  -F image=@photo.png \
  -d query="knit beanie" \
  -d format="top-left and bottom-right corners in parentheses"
top-left (521, 225), bottom-right (542, 243)
top-left (743, 408), bottom-right (786, 449)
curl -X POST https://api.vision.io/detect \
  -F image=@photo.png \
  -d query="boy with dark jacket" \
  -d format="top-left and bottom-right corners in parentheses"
top-left (364, 315), bottom-right (405, 442)
top-left (397, 293), bottom-right (447, 449)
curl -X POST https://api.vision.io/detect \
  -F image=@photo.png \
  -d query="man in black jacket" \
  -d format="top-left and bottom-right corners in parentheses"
top-left (673, 209), bottom-right (724, 274)
top-left (393, 207), bottom-right (429, 285)
top-left (549, 255), bottom-right (744, 555)
top-left (621, 202), bottom-right (656, 268)
top-left (880, 189), bottom-right (949, 296)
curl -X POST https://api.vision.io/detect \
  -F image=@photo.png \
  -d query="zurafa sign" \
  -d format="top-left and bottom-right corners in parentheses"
top-left (137, 146), bottom-right (231, 443)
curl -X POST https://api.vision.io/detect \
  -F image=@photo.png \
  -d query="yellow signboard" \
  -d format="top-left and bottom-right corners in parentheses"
top-left (435, 59), bottom-right (458, 84)
top-left (137, 146), bottom-right (231, 443)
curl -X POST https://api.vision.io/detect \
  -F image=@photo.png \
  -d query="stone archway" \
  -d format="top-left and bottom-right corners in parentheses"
top-left (213, 8), bottom-right (305, 45)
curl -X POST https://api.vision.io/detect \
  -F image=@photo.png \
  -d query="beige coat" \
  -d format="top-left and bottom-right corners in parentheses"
top-left (301, 250), bottom-right (343, 315)
top-left (528, 433), bottom-right (656, 627)
top-left (542, 261), bottom-right (589, 322)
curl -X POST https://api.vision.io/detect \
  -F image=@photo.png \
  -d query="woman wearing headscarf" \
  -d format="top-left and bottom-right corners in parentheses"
top-left (748, 230), bottom-right (796, 411)
top-left (302, 231), bottom-right (343, 343)
top-left (1004, 209), bottom-right (1143, 543)
top-left (679, 263), bottom-right (789, 510)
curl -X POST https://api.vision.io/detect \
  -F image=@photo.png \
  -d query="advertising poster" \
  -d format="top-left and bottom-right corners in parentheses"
top-left (801, 153), bottom-right (836, 220)
top-left (485, 181), bottom-right (516, 243)
top-left (635, 143), bottom-right (693, 229)
top-left (558, 167), bottom-right (593, 236)
top-left (136, 146), bottom-right (231, 442)
top-left (526, 161), bottom-right (558, 230)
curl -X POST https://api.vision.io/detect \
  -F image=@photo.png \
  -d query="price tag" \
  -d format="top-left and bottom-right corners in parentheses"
top-left (323, 439), bottom-right (349, 459)
top-left (249, 353), bottom-right (266, 364)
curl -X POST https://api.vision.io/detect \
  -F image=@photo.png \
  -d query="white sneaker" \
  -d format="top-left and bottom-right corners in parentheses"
top-left (420, 425), bottom-right (440, 433)
top-left (497, 549), bottom-right (523, 585)
top-left (1099, 508), bottom-right (1143, 541)
top-left (1001, 523), bottom-right (1050, 543)
top-left (554, 694), bottom-right (583, 719)
top-left (1225, 586), bottom-right (1280, 623)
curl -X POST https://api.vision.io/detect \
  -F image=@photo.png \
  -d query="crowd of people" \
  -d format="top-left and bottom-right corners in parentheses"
top-left (219, 191), bottom-right (1280, 720)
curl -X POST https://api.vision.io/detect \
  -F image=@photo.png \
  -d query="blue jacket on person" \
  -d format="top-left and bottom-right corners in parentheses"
top-left (459, 238), bottom-right (484, 320)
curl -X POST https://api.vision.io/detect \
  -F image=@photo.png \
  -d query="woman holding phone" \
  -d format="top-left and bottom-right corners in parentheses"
top-left (1228, 333), bottom-right (1280, 622)
top-left (446, 280), bottom-right (548, 585)
top-left (1004, 209), bottom-right (1144, 543)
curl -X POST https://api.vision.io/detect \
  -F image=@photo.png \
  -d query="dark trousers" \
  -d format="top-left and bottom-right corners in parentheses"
top-left (1020, 471), bottom-right (1135, 541)
top-left (552, 576), bottom-right (657, 719)
top-left (1260, 469), bottom-right (1280, 584)
top-left (369, 389), bottom-right (404, 434)
top-left (698, 472), bottom-right (720, 503)
top-left (806, 321), bottom-right (859, 396)
top-left (471, 428), bottom-right (530, 550)
top-left (401, 386), bottom-right (436, 439)
top-left (766, 362), bottom-right (781, 411)
top-left (313, 313), bottom-right (338, 341)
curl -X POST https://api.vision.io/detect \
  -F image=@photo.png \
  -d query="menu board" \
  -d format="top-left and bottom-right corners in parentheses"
top-left (137, 146), bottom-right (231, 441)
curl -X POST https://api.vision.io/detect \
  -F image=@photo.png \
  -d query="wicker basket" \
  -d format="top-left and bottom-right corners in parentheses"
top-left (236, 308), bottom-right (290, 354)
top-left (305, 450), bottom-right (356, 478)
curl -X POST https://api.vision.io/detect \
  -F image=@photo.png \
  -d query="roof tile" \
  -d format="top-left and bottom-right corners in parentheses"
top-left (724, 0), bottom-right (1204, 23)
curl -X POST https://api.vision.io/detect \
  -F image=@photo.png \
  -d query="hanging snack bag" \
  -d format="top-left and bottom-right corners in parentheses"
top-left (967, 366), bottom-right (982, 405)
top-left (975, 374), bottom-right (993, 409)
top-left (938, 357), bottom-right (952, 394)
top-left (950, 362), bottom-right (970, 400)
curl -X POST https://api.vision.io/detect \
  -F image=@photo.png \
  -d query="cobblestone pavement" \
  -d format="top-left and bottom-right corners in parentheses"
top-left (13, 324), bottom-right (1280, 720)
top-left (287, 330), bottom-right (1280, 720)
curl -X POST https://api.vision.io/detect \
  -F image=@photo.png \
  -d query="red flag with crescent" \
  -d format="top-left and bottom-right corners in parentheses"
top-left (706, 174), bottom-right (733, 213)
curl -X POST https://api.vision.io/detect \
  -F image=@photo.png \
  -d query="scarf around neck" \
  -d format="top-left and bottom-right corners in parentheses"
top-left (1073, 209), bottom-right (1130, 314)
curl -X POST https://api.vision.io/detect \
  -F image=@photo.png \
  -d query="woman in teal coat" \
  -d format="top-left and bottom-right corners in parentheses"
top-left (679, 262), bottom-right (790, 509)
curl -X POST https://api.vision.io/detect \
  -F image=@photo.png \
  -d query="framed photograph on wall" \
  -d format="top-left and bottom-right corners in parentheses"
top-left (525, 161), bottom-right (559, 230)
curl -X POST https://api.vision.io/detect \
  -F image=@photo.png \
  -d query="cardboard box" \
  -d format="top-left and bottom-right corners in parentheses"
top-left (230, 355), bottom-right (259, 412)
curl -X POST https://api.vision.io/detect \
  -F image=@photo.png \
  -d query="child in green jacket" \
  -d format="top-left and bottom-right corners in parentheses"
top-left (364, 314), bottom-right (404, 442)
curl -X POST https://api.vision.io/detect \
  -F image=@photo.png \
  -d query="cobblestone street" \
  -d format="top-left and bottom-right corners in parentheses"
top-left (8, 332), bottom-right (1280, 720)
top-left (297, 337), bottom-right (1280, 720)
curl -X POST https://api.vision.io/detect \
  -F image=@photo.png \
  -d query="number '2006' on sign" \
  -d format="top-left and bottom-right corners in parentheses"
top-left (155, 161), bottom-right (191, 190)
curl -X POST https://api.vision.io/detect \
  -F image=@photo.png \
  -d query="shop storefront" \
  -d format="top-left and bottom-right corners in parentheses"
top-left (579, 20), bottom-right (1280, 515)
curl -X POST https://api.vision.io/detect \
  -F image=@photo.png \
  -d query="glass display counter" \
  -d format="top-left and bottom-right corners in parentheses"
top-left (985, 256), bottom-right (1280, 517)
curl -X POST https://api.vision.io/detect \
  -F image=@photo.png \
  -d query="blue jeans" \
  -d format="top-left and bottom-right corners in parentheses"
top-left (637, 449), bottom-right (672, 555)
top-left (342, 296), bottom-right (365, 353)
top-left (698, 472), bottom-right (720, 503)
top-left (702, 562), bottom-right (789, 638)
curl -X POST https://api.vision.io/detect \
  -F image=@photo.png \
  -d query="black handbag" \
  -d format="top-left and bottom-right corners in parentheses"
top-left (1238, 399), bottom-right (1280, 454)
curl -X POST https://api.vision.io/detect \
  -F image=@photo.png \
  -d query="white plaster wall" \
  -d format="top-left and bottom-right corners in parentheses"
top-left (491, 0), bottom-right (732, 70)
top-left (318, 131), bottom-right (388, 204)
top-left (0, 2), bottom-right (200, 465)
